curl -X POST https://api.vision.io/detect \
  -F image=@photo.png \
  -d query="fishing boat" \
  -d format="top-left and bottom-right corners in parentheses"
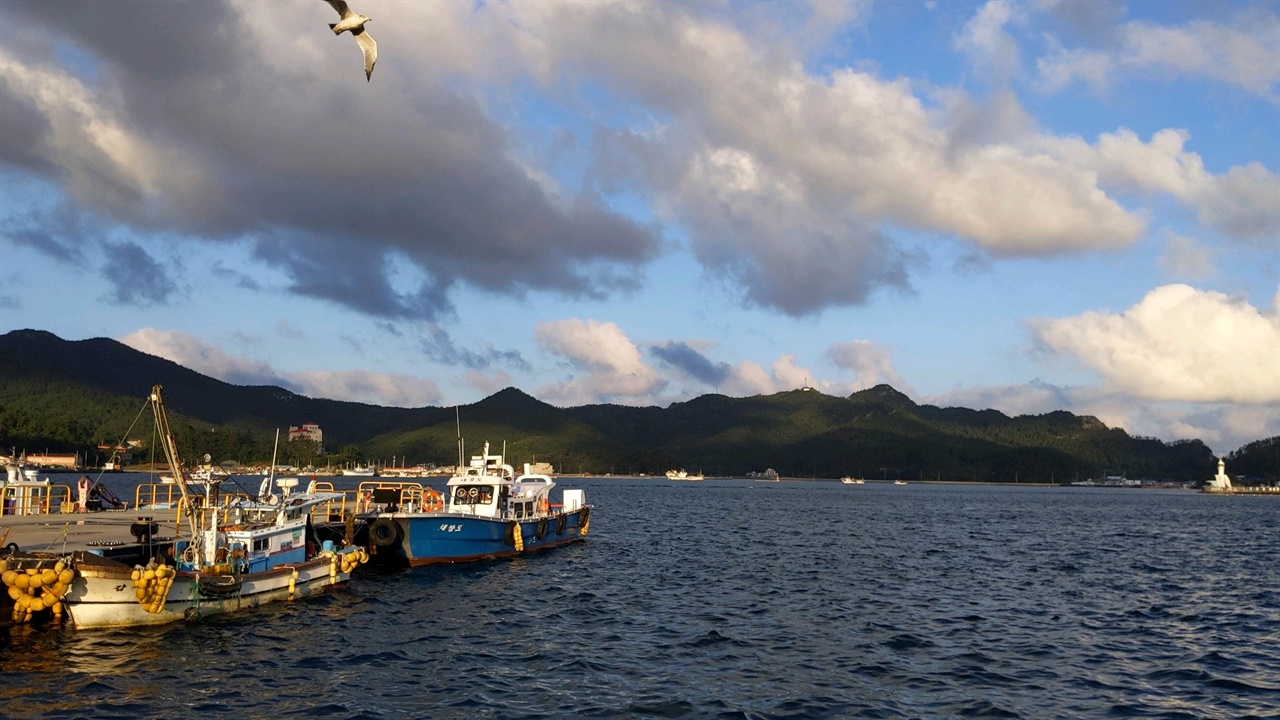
top-left (894, 479), bottom-right (908, 486)
top-left (0, 385), bottom-right (367, 629)
top-left (666, 470), bottom-right (704, 481)
top-left (359, 442), bottom-right (590, 567)
top-left (840, 477), bottom-right (864, 485)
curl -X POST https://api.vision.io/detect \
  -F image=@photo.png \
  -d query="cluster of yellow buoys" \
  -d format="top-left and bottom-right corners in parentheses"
top-left (2, 558), bottom-right (75, 623)
top-left (131, 561), bottom-right (176, 614)
top-left (323, 547), bottom-right (370, 582)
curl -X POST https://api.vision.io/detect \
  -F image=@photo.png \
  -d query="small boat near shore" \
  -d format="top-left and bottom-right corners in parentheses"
top-left (359, 442), bottom-right (590, 568)
top-left (666, 470), bottom-right (704, 481)
top-left (840, 477), bottom-right (864, 485)
top-left (1, 385), bottom-right (367, 630)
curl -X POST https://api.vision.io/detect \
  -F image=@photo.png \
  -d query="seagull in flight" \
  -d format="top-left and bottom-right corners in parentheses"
top-left (324, 0), bottom-right (377, 81)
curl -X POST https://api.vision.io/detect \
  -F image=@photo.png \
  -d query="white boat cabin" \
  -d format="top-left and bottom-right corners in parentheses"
top-left (2, 463), bottom-right (53, 516)
top-left (179, 477), bottom-right (341, 573)
top-left (444, 444), bottom-right (557, 520)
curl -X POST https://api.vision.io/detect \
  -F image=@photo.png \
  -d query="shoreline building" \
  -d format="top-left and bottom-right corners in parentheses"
top-left (289, 422), bottom-right (324, 454)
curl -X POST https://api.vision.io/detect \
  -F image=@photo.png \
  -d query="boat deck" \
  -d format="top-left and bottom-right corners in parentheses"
top-left (0, 509), bottom-right (176, 555)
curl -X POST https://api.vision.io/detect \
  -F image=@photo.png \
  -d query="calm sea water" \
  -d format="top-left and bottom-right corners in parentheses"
top-left (3, 477), bottom-right (1278, 719)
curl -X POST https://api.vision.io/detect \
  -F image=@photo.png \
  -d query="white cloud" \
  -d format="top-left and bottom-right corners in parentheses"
top-left (826, 340), bottom-right (912, 393)
top-left (289, 370), bottom-right (442, 408)
top-left (462, 369), bottom-right (513, 397)
top-left (119, 328), bottom-right (440, 406)
top-left (1033, 284), bottom-right (1280, 404)
top-left (1039, 128), bottom-right (1280, 242)
top-left (121, 328), bottom-right (284, 387)
top-left (534, 319), bottom-right (666, 405)
top-left (720, 355), bottom-right (817, 397)
top-left (955, 0), bottom-right (1024, 85)
top-left (1036, 13), bottom-right (1280, 96)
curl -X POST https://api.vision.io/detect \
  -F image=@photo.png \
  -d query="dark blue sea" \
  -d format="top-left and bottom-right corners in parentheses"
top-left (3, 476), bottom-right (1278, 719)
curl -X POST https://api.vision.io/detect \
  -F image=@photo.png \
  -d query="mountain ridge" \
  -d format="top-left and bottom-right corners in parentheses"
top-left (1, 329), bottom-right (1272, 483)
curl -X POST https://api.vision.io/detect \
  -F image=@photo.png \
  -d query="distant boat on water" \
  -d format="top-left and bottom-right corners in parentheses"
top-left (666, 470), bottom-right (704, 481)
top-left (841, 477), bottom-right (864, 484)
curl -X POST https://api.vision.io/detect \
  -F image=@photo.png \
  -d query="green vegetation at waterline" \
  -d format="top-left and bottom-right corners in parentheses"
top-left (1, 329), bottom-right (1273, 484)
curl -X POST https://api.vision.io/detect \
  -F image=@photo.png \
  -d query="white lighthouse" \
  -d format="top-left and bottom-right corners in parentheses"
top-left (1203, 457), bottom-right (1234, 493)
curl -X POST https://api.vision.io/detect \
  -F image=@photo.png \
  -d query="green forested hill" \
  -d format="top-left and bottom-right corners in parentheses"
top-left (0, 329), bottom-right (1265, 483)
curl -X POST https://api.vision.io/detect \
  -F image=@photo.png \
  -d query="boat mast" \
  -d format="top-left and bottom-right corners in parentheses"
top-left (455, 405), bottom-right (463, 470)
top-left (148, 385), bottom-right (200, 545)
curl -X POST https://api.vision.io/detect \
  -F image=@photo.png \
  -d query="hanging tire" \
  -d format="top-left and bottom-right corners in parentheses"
top-left (504, 521), bottom-right (518, 546)
top-left (536, 518), bottom-right (548, 540)
top-left (556, 515), bottom-right (566, 536)
top-left (579, 507), bottom-right (590, 526)
top-left (368, 518), bottom-right (401, 548)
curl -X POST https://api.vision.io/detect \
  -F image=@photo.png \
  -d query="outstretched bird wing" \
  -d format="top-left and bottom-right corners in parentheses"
top-left (354, 29), bottom-right (378, 82)
top-left (326, 0), bottom-right (353, 19)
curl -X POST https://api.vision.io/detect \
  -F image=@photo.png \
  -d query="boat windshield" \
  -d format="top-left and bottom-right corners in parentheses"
top-left (453, 485), bottom-right (494, 504)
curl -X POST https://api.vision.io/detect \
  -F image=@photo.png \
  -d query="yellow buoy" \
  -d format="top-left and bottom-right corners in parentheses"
top-left (59, 569), bottom-right (74, 585)
top-left (53, 560), bottom-right (65, 574)
top-left (40, 568), bottom-right (56, 586)
top-left (14, 574), bottom-right (29, 590)
top-left (7, 585), bottom-right (20, 601)
top-left (2, 569), bottom-right (16, 586)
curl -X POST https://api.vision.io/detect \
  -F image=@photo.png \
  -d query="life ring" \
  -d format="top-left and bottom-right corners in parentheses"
top-left (556, 515), bottom-right (566, 536)
top-left (423, 489), bottom-right (443, 512)
top-left (536, 518), bottom-right (548, 540)
top-left (539, 497), bottom-right (549, 515)
top-left (504, 521), bottom-right (518, 547)
top-left (368, 518), bottom-right (401, 548)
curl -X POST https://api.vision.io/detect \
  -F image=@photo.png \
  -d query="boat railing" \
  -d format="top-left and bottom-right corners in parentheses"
top-left (355, 480), bottom-right (427, 513)
top-left (1, 483), bottom-right (73, 516)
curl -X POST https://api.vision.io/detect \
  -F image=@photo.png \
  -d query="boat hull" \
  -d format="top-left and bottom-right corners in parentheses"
top-left (368, 508), bottom-right (590, 567)
top-left (5, 548), bottom-right (363, 630)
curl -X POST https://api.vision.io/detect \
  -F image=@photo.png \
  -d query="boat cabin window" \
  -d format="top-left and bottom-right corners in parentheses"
top-left (453, 485), bottom-right (493, 505)
top-left (252, 538), bottom-right (268, 552)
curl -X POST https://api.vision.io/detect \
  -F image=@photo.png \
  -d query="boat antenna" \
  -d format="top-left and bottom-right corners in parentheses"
top-left (268, 428), bottom-right (280, 493)
top-left (455, 405), bottom-right (463, 470)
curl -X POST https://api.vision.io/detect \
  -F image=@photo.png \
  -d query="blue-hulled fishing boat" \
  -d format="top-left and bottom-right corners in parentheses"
top-left (358, 442), bottom-right (590, 567)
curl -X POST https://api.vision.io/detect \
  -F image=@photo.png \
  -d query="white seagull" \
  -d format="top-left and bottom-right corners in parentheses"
top-left (324, 0), bottom-right (377, 81)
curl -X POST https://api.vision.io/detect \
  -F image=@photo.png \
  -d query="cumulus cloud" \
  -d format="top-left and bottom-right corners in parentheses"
top-left (288, 369), bottom-right (442, 408)
top-left (955, 0), bottom-right (1024, 85)
top-left (0, 1), bottom-right (661, 323)
top-left (719, 355), bottom-right (818, 397)
top-left (462, 369), bottom-right (513, 397)
top-left (1032, 284), bottom-right (1280, 404)
top-left (1, 0), bottom-right (1272, 324)
top-left (121, 328), bottom-right (287, 387)
top-left (119, 328), bottom-right (440, 406)
top-left (826, 340), bottom-right (911, 393)
top-left (534, 319), bottom-right (666, 405)
top-left (1036, 11), bottom-right (1280, 96)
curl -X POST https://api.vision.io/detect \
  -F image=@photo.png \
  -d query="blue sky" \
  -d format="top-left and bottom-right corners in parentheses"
top-left (0, 0), bottom-right (1276, 456)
